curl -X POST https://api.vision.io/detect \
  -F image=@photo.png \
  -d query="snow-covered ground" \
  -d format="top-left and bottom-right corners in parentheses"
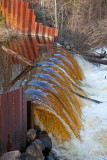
top-left (52, 55), bottom-right (107, 160)
top-left (91, 46), bottom-right (107, 56)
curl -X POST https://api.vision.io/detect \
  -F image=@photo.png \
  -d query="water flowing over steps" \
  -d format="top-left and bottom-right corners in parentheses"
top-left (0, 0), bottom-right (58, 38)
top-left (1, 35), bottom-right (102, 142)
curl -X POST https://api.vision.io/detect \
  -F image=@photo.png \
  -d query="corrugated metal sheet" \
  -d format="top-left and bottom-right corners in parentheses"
top-left (6, 36), bottom-right (54, 65)
top-left (0, 87), bottom-right (27, 156)
top-left (0, 0), bottom-right (58, 37)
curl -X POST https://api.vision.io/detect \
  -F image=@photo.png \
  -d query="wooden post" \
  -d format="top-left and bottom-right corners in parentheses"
top-left (27, 101), bottom-right (34, 130)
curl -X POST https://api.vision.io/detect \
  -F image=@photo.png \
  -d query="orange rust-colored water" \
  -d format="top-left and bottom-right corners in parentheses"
top-left (28, 47), bottom-right (85, 141)
top-left (33, 106), bottom-right (71, 141)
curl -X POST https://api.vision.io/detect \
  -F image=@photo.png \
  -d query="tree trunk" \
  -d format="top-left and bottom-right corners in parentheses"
top-left (55, 0), bottom-right (58, 28)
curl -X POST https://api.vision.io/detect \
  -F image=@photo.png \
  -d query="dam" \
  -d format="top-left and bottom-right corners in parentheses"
top-left (0, 36), bottom-right (106, 160)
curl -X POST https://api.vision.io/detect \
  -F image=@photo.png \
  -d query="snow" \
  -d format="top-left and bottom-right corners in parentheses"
top-left (91, 46), bottom-right (107, 55)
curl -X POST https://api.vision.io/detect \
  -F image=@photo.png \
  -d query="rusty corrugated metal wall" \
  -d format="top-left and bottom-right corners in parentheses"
top-left (0, 87), bottom-right (27, 156)
top-left (0, 0), bottom-right (58, 38)
top-left (7, 36), bottom-right (54, 64)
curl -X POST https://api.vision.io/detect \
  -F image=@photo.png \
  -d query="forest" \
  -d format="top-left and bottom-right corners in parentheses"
top-left (37, 0), bottom-right (107, 52)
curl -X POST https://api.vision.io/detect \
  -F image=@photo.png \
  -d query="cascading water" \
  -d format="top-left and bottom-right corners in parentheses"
top-left (51, 55), bottom-right (107, 160)
top-left (25, 46), bottom-right (107, 160)
top-left (25, 47), bottom-right (86, 142)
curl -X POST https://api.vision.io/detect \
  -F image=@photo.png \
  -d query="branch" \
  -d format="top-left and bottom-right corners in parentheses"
top-left (2, 46), bottom-right (34, 66)
top-left (8, 66), bottom-right (34, 90)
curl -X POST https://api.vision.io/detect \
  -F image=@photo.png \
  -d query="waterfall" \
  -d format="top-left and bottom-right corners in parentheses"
top-left (25, 45), bottom-right (86, 141)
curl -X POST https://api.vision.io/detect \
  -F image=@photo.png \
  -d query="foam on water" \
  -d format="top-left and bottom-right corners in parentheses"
top-left (51, 55), bottom-right (107, 160)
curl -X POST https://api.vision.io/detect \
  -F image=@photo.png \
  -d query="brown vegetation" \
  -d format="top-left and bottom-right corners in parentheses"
top-left (34, 0), bottom-right (107, 52)
top-left (0, 14), bottom-right (18, 41)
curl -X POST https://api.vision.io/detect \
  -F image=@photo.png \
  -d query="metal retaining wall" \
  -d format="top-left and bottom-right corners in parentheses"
top-left (7, 36), bottom-right (54, 64)
top-left (0, 0), bottom-right (58, 38)
top-left (0, 87), bottom-right (27, 156)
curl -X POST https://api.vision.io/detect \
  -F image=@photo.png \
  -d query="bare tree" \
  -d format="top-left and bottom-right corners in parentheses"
top-left (55, 0), bottom-right (58, 28)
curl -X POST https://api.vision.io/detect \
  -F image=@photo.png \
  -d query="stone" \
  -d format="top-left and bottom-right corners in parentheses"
top-left (26, 144), bottom-right (37, 158)
top-left (45, 156), bottom-right (55, 160)
top-left (34, 125), bottom-right (41, 135)
top-left (26, 144), bottom-right (44, 160)
top-left (49, 151), bottom-right (58, 160)
top-left (32, 139), bottom-right (45, 151)
top-left (19, 152), bottom-right (35, 160)
top-left (65, 45), bottom-right (71, 50)
top-left (27, 129), bottom-right (36, 143)
top-left (0, 150), bottom-right (21, 160)
top-left (38, 136), bottom-right (52, 156)
top-left (39, 130), bottom-right (48, 137)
